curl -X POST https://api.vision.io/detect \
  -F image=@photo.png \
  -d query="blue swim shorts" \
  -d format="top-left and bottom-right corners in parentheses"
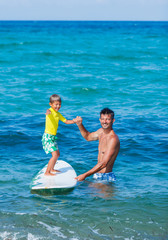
top-left (93, 172), bottom-right (116, 182)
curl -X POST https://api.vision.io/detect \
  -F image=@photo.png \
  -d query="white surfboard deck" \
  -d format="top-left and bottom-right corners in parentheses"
top-left (30, 160), bottom-right (77, 191)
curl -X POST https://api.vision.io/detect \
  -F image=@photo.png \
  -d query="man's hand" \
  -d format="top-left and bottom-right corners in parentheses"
top-left (73, 118), bottom-right (77, 123)
top-left (45, 109), bottom-right (51, 115)
top-left (75, 116), bottom-right (83, 126)
top-left (75, 173), bottom-right (86, 181)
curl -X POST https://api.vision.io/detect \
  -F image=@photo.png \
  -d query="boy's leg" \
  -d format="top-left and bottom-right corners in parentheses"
top-left (45, 150), bottom-right (60, 176)
top-left (51, 150), bottom-right (60, 172)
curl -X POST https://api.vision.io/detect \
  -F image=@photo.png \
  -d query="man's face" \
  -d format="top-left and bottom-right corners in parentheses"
top-left (99, 114), bottom-right (113, 129)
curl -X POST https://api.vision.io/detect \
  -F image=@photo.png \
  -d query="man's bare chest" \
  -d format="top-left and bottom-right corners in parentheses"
top-left (98, 135), bottom-right (109, 152)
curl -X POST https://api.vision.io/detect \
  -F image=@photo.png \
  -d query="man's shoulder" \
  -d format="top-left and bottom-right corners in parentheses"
top-left (109, 131), bottom-right (120, 144)
top-left (96, 128), bottom-right (104, 136)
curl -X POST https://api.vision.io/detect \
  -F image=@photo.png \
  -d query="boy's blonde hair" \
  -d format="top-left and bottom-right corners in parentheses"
top-left (50, 94), bottom-right (61, 103)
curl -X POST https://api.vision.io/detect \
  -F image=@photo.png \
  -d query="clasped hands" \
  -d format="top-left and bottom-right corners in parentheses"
top-left (73, 116), bottom-right (82, 125)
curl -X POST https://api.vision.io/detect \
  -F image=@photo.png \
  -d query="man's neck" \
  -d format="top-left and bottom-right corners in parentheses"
top-left (102, 127), bottom-right (113, 135)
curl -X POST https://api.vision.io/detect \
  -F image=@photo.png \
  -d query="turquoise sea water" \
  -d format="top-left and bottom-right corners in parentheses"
top-left (0, 21), bottom-right (168, 239)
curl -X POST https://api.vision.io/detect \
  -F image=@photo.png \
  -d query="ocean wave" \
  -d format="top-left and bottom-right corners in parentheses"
top-left (0, 21), bottom-right (168, 240)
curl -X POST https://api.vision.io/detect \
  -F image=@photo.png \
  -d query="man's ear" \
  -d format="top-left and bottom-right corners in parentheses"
top-left (112, 119), bottom-right (115, 123)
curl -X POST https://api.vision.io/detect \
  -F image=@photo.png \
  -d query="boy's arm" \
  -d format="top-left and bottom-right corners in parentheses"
top-left (64, 119), bottom-right (76, 124)
top-left (45, 110), bottom-right (76, 124)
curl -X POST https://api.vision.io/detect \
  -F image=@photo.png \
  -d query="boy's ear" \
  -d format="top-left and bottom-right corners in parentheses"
top-left (113, 119), bottom-right (115, 123)
top-left (49, 102), bottom-right (52, 107)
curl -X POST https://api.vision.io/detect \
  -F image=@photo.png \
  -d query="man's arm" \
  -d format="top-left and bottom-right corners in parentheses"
top-left (75, 116), bottom-right (99, 141)
top-left (76, 137), bottom-right (119, 181)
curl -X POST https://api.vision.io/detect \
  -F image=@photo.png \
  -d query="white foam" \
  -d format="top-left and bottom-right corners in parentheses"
top-left (59, 213), bottom-right (68, 221)
top-left (0, 231), bottom-right (18, 240)
top-left (28, 233), bottom-right (42, 240)
top-left (38, 221), bottom-right (67, 238)
top-left (0, 232), bottom-right (10, 239)
top-left (68, 230), bottom-right (75, 234)
top-left (89, 227), bottom-right (99, 235)
top-left (15, 212), bottom-right (26, 215)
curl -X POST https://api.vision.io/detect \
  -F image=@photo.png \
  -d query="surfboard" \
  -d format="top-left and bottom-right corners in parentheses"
top-left (30, 160), bottom-right (77, 194)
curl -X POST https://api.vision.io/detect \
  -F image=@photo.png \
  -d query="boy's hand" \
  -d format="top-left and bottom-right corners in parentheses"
top-left (75, 116), bottom-right (83, 126)
top-left (73, 118), bottom-right (77, 123)
top-left (45, 109), bottom-right (51, 115)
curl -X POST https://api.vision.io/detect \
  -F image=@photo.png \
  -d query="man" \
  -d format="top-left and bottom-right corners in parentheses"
top-left (75, 108), bottom-right (120, 182)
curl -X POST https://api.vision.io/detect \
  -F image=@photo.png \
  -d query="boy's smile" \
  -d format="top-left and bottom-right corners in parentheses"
top-left (49, 101), bottom-right (61, 112)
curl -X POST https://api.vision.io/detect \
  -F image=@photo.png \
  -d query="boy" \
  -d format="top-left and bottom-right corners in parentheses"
top-left (42, 94), bottom-right (76, 176)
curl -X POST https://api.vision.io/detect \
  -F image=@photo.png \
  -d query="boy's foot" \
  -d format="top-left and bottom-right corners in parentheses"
top-left (51, 169), bottom-right (61, 173)
top-left (44, 172), bottom-right (56, 176)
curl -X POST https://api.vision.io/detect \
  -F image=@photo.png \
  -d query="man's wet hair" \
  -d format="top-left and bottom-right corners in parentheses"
top-left (100, 108), bottom-right (114, 120)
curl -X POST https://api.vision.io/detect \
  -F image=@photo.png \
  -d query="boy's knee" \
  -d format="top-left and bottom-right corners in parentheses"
top-left (52, 151), bottom-right (60, 158)
top-left (56, 150), bottom-right (60, 158)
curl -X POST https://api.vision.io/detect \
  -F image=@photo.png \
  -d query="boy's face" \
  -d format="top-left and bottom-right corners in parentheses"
top-left (49, 101), bottom-right (61, 112)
